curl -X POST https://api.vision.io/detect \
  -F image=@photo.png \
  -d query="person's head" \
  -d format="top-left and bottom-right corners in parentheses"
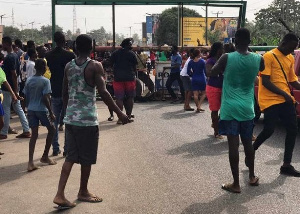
top-left (36, 45), bottom-right (48, 58)
top-left (188, 48), bottom-right (195, 58)
top-left (75, 34), bottom-right (92, 55)
top-left (2, 36), bottom-right (13, 51)
top-left (54, 31), bottom-right (66, 47)
top-left (208, 42), bottom-right (223, 59)
top-left (191, 49), bottom-right (200, 59)
top-left (27, 40), bottom-right (35, 50)
top-left (15, 39), bottom-right (23, 50)
top-left (224, 43), bottom-right (236, 53)
top-left (35, 58), bottom-right (46, 75)
top-left (278, 33), bottom-right (299, 55)
top-left (171, 45), bottom-right (178, 54)
top-left (27, 48), bottom-right (37, 61)
top-left (234, 28), bottom-right (251, 47)
top-left (120, 38), bottom-right (133, 49)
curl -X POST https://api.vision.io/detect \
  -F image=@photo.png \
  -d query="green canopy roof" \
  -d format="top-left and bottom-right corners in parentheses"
top-left (54, 0), bottom-right (246, 6)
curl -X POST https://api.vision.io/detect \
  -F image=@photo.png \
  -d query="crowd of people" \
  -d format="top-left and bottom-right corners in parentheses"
top-left (0, 27), bottom-right (300, 209)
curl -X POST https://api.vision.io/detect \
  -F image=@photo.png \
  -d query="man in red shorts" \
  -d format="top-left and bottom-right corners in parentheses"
top-left (110, 38), bottom-right (137, 124)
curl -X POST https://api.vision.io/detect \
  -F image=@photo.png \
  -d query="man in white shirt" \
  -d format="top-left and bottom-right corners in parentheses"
top-left (26, 48), bottom-right (37, 79)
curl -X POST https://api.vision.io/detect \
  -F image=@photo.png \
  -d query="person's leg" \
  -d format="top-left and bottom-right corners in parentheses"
top-left (53, 161), bottom-right (76, 207)
top-left (193, 91), bottom-right (200, 110)
top-left (175, 73), bottom-right (185, 100)
top-left (198, 91), bottom-right (206, 110)
top-left (124, 97), bottom-right (134, 117)
top-left (28, 126), bottom-right (39, 171)
top-left (211, 111), bottom-right (219, 136)
top-left (51, 97), bottom-right (63, 155)
top-left (0, 91), bottom-right (12, 137)
top-left (12, 100), bottom-right (30, 134)
top-left (166, 73), bottom-right (177, 100)
top-left (279, 103), bottom-right (298, 166)
top-left (225, 135), bottom-right (241, 192)
top-left (253, 104), bottom-right (278, 150)
top-left (40, 123), bottom-right (56, 165)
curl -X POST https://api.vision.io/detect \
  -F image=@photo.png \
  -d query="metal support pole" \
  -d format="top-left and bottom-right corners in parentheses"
top-left (112, 3), bottom-right (116, 49)
top-left (237, 6), bottom-right (242, 29)
top-left (181, 2), bottom-right (184, 49)
top-left (177, 4), bottom-right (180, 46)
top-left (51, 0), bottom-right (56, 48)
top-left (205, 4), bottom-right (208, 45)
top-left (241, 1), bottom-right (247, 27)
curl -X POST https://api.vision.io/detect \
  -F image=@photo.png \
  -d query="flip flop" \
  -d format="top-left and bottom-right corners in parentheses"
top-left (249, 176), bottom-right (259, 186)
top-left (78, 196), bottom-right (103, 203)
top-left (8, 128), bottom-right (18, 134)
top-left (184, 108), bottom-right (194, 111)
top-left (221, 184), bottom-right (241, 193)
top-left (16, 133), bottom-right (31, 138)
top-left (0, 152), bottom-right (4, 155)
top-left (53, 202), bottom-right (76, 210)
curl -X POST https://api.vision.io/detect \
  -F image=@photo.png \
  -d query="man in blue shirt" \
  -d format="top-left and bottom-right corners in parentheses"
top-left (166, 45), bottom-right (185, 103)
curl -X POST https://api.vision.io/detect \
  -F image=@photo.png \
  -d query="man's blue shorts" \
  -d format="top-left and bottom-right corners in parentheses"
top-left (27, 111), bottom-right (52, 128)
top-left (219, 119), bottom-right (254, 139)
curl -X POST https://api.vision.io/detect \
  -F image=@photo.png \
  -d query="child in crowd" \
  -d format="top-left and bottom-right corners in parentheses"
top-left (23, 59), bottom-right (56, 171)
top-left (0, 67), bottom-right (18, 159)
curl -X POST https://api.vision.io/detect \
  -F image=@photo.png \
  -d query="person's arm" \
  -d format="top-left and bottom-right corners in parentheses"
top-left (93, 62), bottom-right (129, 124)
top-left (43, 93), bottom-right (55, 121)
top-left (2, 81), bottom-right (17, 103)
top-left (205, 60), bottom-right (214, 77)
top-left (187, 61), bottom-right (192, 76)
top-left (62, 63), bottom-right (70, 112)
top-left (210, 54), bottom-right (228, 77)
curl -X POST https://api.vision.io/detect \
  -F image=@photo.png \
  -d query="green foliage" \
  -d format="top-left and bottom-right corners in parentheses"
top-left (204, 29), bottom-right (222, 45)
top-left (155, 7), bottom-right (201, 46)
top-left (248, 0), bottom-right (300, 46)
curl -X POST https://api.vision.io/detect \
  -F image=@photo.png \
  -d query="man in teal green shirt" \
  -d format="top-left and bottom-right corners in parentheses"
top-left (211, 28), bottom-right (264, 193)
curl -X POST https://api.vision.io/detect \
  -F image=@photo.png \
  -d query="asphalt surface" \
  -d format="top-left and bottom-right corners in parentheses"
top-left (1, 100), bottom-right (300, 214)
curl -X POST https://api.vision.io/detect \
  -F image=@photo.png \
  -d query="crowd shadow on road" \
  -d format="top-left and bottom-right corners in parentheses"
top-left (181, 173), bottom-right (287, 214)
top-left (167, 137), bottom-right (227, 158)
top-left (161, 109), bottom-right (199, 120)
top-left (140, 101), bottom-right (181, 111)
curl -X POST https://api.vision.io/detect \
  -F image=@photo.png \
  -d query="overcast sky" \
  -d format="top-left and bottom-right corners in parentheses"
top-left (0, 0), bottom-right (274, 37)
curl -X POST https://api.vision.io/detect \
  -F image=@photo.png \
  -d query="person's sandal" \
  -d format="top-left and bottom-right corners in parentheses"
top-left (8, 128), bottom-right (18, 134)
top-left (16, 132), bottom-right (31, 138)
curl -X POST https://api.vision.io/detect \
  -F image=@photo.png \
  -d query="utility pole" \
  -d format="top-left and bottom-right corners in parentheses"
top-left (212, 11), bottom-right (223, 18)
top-left (12, 8), bottom-right (14, 27)
top-left (29, 21), bottom-right (35, 38)
top-left (73, 5), bottom-right (77, 35)
top-left (280, 0), bottom-right (284, 37)
top-left (19, 23), bottom-right (26, 30)
top-left (0, 14), bottom-right (7, 25)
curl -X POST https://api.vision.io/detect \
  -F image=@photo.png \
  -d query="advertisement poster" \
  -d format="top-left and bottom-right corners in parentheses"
top-left (0, 25), bottom-right (3, 43)
top-left (181, 17), bottom-right (238, 46)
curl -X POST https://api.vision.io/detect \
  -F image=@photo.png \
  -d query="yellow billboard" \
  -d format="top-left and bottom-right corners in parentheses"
top-left (181, 17), bottom-right (238, 46)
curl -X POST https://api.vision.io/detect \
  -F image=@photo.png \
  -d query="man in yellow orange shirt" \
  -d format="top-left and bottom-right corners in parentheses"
top-left (253, 33), bottom-right (300, 177)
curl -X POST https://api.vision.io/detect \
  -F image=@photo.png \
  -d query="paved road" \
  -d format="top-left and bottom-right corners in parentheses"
top-left (1, 101), bottom-right (300, 214)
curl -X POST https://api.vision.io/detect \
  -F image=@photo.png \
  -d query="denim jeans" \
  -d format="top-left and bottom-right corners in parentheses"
top-left (51, 97), bottom-right (64, 152)
top-left (1, 91), bottom-right (30, 135)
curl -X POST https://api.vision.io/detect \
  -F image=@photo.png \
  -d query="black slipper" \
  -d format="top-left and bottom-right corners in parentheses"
top-left (249, 176), bottom-right (259, 186)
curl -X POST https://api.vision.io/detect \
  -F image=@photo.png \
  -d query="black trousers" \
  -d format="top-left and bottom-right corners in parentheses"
top-left (253, 102), bottom-right (298, 164)
top-left (165, 72), bottom-right (185, 99)
top-left (137, 71), bottom-right (154, 93)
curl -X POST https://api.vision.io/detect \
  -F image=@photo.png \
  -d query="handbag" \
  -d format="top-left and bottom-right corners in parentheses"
top-left (271, 52), bottom-right (299, 109)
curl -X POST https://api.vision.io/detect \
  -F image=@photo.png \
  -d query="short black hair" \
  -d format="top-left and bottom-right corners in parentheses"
top-left (235, 28), bottom-right (250, 43)
top-left (54, 31), bottom-right (65, 44)
top-left (282, 32), bottom-right (299, 43)
top-left (120, 38), bottom-right (132, 48)
top-left (2, 36), bottom-right (12, 46)
top-left (15, 39), bottom-right (23, 48)
top-left (35, 58), bottom-right (46, 73)
top-left (76, 34), bottom-right (92, 54)
top-left (209, 42), bottom-right (223, 58)
top-left (27, 40), bottom-right (35, 49)
top-left (172, 45), bottom-right (178, 52)
top-left (27, 48), bottom-right (36, 58)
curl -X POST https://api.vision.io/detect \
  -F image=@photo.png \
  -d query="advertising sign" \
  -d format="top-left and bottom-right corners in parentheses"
top-left (0, 25), bottom-right (3, 43)
top-left (181, 17), bottom-right (238, 46)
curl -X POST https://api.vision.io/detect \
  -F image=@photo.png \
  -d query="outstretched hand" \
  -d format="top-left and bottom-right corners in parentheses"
top-left (117, 112), bottom-right (130, 125)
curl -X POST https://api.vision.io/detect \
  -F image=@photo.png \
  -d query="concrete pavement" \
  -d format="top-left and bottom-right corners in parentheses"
top-left (1, 101), bottom-right (300, 214)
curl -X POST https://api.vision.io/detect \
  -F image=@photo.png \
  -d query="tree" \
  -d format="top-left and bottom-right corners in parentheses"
top-left (88, 27), bottom-right (107, 45)
top-left (3, 26), bottom-right (21, 40)
top-left (204, 29), bottom-right (222, 45)
top-left (250, 0), bottom-right (300, 45)
top-left (155, 7), bottom-right (202, 46)
top-left (132, 33), bottom-right (140, 45)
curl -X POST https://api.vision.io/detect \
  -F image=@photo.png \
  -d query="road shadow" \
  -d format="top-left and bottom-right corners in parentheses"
top-left (181, 174), bottom-right (287, 214)
top-left (161, 109), bottom-right (197, 120)
top-left (167, 137), bottom-right (227, 158)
